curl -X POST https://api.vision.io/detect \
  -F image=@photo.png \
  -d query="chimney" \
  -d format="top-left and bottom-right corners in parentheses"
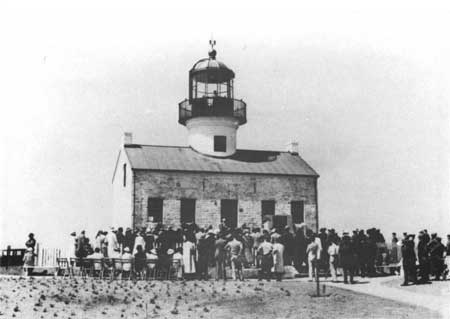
top-left (123, 132), bottom-right (133, 145)
top-left (286, 141), bottom-right (299, 155)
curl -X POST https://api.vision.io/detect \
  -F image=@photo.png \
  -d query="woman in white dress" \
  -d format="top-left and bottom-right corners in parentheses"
top-left (182, 235), bottom-right (196, 278)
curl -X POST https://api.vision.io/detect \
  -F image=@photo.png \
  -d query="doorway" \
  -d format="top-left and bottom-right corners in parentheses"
top-left (220, 199), bottom-right (238, 229)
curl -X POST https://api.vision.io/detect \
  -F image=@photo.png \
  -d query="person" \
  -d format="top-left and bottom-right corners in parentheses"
top-left (25, 233), bottom-right (36, 252)
top-left (242, 229), bottom-right (254, 267)
top-left (306, 235), bottom-right (319, 281)
top-left (219, 218), bottom-right (229, 233)
top-left (106, 227), bottom-right (120, 258)
top-left (133, 231), bottom-right (146, 255)
top-left (429, 237), bottom-right (445, 280)
top-left (281, 226), bottom-right (294, 267)
top-left (121, 247), bottom-right (133, 278)
top-left (251, 228), bottom-right (262, 267)
top-left (172, 248), bottom-right (183, 280)
top-left (197, 234), bottom-right (210, 280)
top-left (417, 232), bottom-right (430, 283)
top-left (257, 236), bottom-right (273, 281)
top-left (339, 232), bottom-right (356, 284)
top-left (270, 228), bottom-right (281, 244)
top-left (294, 226), bottom-right (308, 272)
top-left (444, 234), bottom-right (450, 279)
top-left (123, 227), bottom-right (135, 251)
top-left (182, 235), bottom-right (196, 278)
top-left (401, 234), bottom-right (417, 286)
top-left (328, 239), bottom-right (339, 282)
top-left (318, 228), bottom-right (329, 271)
top-left (87, 248), bottom-right (104, 276)
top-left (357, 230), bottom-right (370, 277)
top-left (134, 245), bottom-right (147, 279)
top-left (23, 247), bottom-right (35, 276)
top-left (391, 233), bottom-right (399, 263)
top-left (214, 232), bottom-right (228, 280)
top-left (69, 232), bottom-right (77, 259)
top-left (226, 233), bottom-right (244, 281)
top-left (205, 229), bottom-right (216, 268)
top-left (76, 231), bottom-right (88, 258)
top-left (144, 229), bottom-right (155, 252)
top-left (272, 237), bottom-right (285, 281)
top-left (146, 248), bottom-right (159, 277)
top-left (94, 231), bottom-right (106, 256)
top-left (116, 227), bottom-right (125, 253)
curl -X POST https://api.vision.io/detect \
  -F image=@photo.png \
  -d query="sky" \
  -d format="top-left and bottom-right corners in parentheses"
top-left (1, 1), bottom-right (449, 248)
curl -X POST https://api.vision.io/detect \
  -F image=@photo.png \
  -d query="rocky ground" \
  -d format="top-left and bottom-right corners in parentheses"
top-left (0, 276), bottom-right (441, 319)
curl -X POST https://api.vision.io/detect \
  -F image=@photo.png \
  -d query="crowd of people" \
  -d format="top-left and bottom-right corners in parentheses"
top-left (26, 221), bottom-right (450, 285)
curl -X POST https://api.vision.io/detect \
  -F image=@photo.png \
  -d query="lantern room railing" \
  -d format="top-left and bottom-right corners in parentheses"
top-left (178, 97), bottom-right (247, 125)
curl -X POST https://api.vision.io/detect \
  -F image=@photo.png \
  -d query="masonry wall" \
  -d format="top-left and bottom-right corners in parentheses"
top-left (132, 170), bottom-right (318, 231)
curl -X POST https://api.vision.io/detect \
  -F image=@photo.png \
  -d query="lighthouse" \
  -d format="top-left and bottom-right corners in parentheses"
top-left (178, 40), bottom-right (246, 157)
top-left (112, 40), bottom-right (319, 232)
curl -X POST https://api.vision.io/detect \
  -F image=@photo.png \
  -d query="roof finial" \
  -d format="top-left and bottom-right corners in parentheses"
top-left (208, 36), bottom-right (217, 59)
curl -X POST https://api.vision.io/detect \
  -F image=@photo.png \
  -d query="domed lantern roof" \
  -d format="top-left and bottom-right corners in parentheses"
top-left (190, 49), bottom-right (235, 83)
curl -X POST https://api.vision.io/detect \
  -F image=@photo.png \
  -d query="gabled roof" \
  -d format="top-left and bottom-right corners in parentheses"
top-left (123, 145), bottom-right (319, 177)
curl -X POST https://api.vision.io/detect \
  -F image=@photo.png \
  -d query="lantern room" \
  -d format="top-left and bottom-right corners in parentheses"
top-left (178, 41), bottom-right (247, 157)
top-left (178, 43), bottom-right (246, 126)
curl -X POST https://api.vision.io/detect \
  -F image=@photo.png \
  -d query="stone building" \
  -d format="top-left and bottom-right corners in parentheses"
top-left (111, 43), bottom-right (319, 231)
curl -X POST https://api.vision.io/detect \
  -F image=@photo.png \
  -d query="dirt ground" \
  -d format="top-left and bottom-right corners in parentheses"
top-left (0, 276), bottom-right (442, 319)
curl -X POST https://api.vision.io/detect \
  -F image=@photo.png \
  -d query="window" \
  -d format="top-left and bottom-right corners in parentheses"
top-left (123, 163), bottom-right (127, 187)
top-left (291, 201), bottom-right (304, 224)
top-left (148, 198), bottom-right (163, 223)
top-left (261, 200), bottom-right (275, 225)
top-left (214, 135), bottom-right (227, 152)
top-left (180, 198), bottom-right (196, 224)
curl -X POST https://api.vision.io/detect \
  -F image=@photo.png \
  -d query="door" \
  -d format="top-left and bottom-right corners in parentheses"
top-left (220, 199), bottom-right (238, 229)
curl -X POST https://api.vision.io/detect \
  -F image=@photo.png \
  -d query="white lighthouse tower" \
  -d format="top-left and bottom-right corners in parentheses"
top-left (178, 40), bottom-right (247, 157)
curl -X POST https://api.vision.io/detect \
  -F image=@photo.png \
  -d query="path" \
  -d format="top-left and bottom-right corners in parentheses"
top-left (310, 275), bottom-right (450, 318)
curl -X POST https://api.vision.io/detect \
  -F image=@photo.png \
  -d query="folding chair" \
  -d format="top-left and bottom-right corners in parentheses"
top-left (169, 259), bottom-right (183, 281)
top-left (56, 258), bottom-right (71, 278)
top-left (134, 260), bottom-right (147, 281)
top-left (80, 258), bottom-right (94, 278)
top-left (118, 258), bottom-right (133, 280)
top-left (69, 258), bottom-right (80, 276)
top-left (146, 259), bottom-right (157, 280)
top-left (156, 259), bottom-right (171, 280)
top-left (89, 258), bottom-right (104, 279)
top-left (102, 258), bottom-right (114, 280)
top-left (111, 258), bottom-right (123, 280)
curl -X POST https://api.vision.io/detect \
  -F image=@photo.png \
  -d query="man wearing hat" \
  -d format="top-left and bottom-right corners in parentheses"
top-left (68, 232), bottom-right (77, 258)
top-left (214, 233), bottom-right (228, 280)
top-left (339, 232), bottom-right (356, 284)
top-left (106, 227), bottom-right (120, 258)
top-left (401, 234), bottom-right (417, 286)
top-left (76, 230), bottom-right (88, 258)
top-left (417, 232), bottom-right (430, 283)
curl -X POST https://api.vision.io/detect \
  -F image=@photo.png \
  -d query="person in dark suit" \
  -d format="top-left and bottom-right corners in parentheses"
top-left (339, 232), bottom-right (356, 284)
top-left (401, 234), bottom-right (417, 286)
top-left (214, 233), bottom-right (228, 280)
top-left (417, 232), bottom-right (430, 283)
top-left (429, 237), bottom-right (445, 280)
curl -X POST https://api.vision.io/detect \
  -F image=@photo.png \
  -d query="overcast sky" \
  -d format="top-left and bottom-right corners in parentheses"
top-left (1, 1), bottom-right (449, 248)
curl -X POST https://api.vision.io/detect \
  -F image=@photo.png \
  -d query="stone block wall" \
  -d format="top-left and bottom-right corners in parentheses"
top-left (133, 171), bottom-right (318, 231)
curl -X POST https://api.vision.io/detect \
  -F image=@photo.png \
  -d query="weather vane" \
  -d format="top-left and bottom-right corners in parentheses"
top-left (209, 36), bottom-right (216, 50)
top-left (208, 36), bottom-right (217, 59)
